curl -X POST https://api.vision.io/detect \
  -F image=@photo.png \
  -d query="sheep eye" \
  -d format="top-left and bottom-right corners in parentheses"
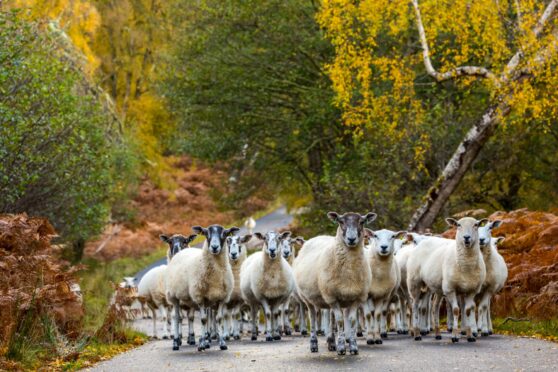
top-left (457, 224), bottom-right (461, 228)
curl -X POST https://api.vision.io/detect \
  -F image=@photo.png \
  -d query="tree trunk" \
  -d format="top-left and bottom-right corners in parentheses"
top-left (408, 100), bottom-right (511, 232)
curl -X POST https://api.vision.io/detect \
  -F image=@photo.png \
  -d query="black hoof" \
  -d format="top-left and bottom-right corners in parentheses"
top-left (251, 335), bottom-right (257, 341)
top-left (452, 337), bottom-right (459, 343)
top-left (224, 336), bottom-right (230, 341)
top-left (317, 330), bottom-right (324, 336)
top-left (170, 335), bottom-right (174, 340)
top-left (173, 345), bottom-right (179, 351)
top-left (205, 343), bottom-right (210, 349)
top-left (414, 336), bottom-right (422, 341)
top-left (447, 328), bottom-right (453, 333)
top-left (274, 335), bottom-right (281, 340)
top-left (173, 339), bottom-right (180, 351)
top-left (198, 346), bottom-right (204, 351)
top-left (328, 344), bottom-right (336, 352)
top-left (402, 330), bottom-right (409, 335)
top-left (357, 331), bottom-right (363, 337)
top-left (420, 330), bottom-right (427, 336)
top-left (234, 335), bottom-right (240, 340)
top-left (381, 332), bottom-right (388, 339)
top-left (435, 335), bottom-right (442, 340)
top-left (467, 337), bottom-right (476, 342)
top-left (337, 349), bottom-right (346, 356)
top-left (350, 349), bottom-right (358, 355)
top-left (488, 331), bottom-right (493, 335)
top-left (311, 346), bottom-right (318, 352)
top-left (430, 327), bottom-right (433, 332)
top-left (461, 330), bottom-right (466, 336)
top-left (481, 332), bottom-right (489, 337)
top-left (367, 339), bottom-right (374, 345)
top-left (220, 345), bottom-right (228, 350)
top-left (472, 332), bottom-right (478, 338)
top-left (285, 330), bottom-right (292, 336)
top-left (294, 326), bottom-right (300, 332)
top-left (266, 336), bottom-right (273, 342)
top-left (397, 330), bottom-right (403, 334)
top-left (301, 330), bottom-right (308, 336)
top-left (375, 339), bottom-right (383, 344)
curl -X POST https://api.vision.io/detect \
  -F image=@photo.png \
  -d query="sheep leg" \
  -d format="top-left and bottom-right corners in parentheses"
top-left (282, 301), bottom-right (292, 335)
top-left (399, 294), bottom-right (408, 334)
top-left (363, 299), bottom-right (374, 344)
top-left (272, 305), bottom-right (281, 340)
top-left (216, 303), bottom-right (228, 350)
top-left (327, 307), bottom-right (336, 351)
top-left (445, 297), bottom-right (453, 332)
top-left (299, 303), bottom-right (308, 335)
top-left (409, 287), bottom-right (423, 340)
top-left (419, 293), bottom-right (429, 335)
top-left (464, 295), bottom-right (477, 342)
top-left (316, 309), bottom-right (323, 336)
top-left (446, 292), bottom-right (460, 343)
top-left (332, 304), bottom-right (346, 355)
top-left (356, 308), bottom-right (364, 337)
top-left (197, 307), bottom-right (209, 351)
top-left (151, 306), bottom-right (158, 339)
top-left (305, 303), bottom-right (318, 352)
top-left (161, 306), bottom-right (170, 339)
top-left (459, 295), bottom-right (467, 335)
top-left (233, 306), bottom-right (241, 339)
top-left (345, 306), bottom-right (359, 355)
top-left (250, 305), bottom-right (258, 341)
top-left (322, 309), bottom-right (330, 336)
top-left (261, 300), bottom-right (273, 342)
top-left (293, 302), bottom-right (301, 332)
top-left (432, 293), bottom-right (442, 340)
top-left (487, 299), bottom-right (493, 335)
top-left (171, 300), bottom-right (181, 350)
top-left (478, 292), bottom-right (491, 336)
top-left (426, 293), bottom-right (432, 332)
top-left (380, 302), bottom-right (388, 339)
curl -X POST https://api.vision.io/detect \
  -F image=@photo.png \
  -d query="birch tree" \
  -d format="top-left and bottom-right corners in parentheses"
top-left (319, 0), bottom-right (558, 231)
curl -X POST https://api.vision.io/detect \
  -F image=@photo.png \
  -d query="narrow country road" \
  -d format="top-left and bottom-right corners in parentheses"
top-left (88, 207), bottom-right (558, 371)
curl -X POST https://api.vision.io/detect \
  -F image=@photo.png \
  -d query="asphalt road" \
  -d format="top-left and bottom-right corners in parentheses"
top-left (133, 206), bottom-right (293, 282)
top-left (90, 319), bottom-right (558, 372)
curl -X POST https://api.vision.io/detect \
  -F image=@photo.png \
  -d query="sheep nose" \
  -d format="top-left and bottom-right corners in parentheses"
top-left (479, 238), bottom-right (485, 245)
top-left (231, 253), bottom-right (238, 259)
top-left (211, 244), bottom-right (220, 251)
top-left (463, 235), bottom-right (471, 242)
top-left (381, 245), bottom-right (388, 251)
top-left (348, 237), bottom-right (356, 245)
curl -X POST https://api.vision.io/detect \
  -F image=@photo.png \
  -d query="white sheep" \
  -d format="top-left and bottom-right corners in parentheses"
top-left (362, 229), bottom-right (404, 344)
top-left (137, 234), bottom-right (196, 340)
top-left (477, 235), bottom-right (507, 336)
top-left (240, 231), bottom-right (295, 342)
top-left (407, 217), bottom-right (487, 342)
top-left (223, 234), bottom-right (252, 340)
top-left (166, 224), bottom-right (239, 351)
top-left (293, 211), bottom-right (376, 355)
top-left (279, 235), bottom-right (305, 335)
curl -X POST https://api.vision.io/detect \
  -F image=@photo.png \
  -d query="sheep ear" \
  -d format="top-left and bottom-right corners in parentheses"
top-left (225, 227), bottom-right (240, 236)
top-left (494, 236), bottom-right (505, 246)
top-left (159, 234), bottom-right (170, 243)
top-left (327, 212), bottom-right (339, 223)
top-left (445, 218), bottom-right (458, 227)
top-left (186, 234), bottom-right (197, 244)
top-left (363, 212), bottom-right (377, 225)
top-left (405, 234), bottom-right (414, 243)
top-left (192, 226), bottom-right (207, 236)
top-left (279, 231), bottom-right (292, 240)
top-left (294, 236), bottom-right (305, 245)
top-left (477, 218), bottom-right (489, 227)
top-left (240, 234), bottom-right (252, 244)
top-left (254, 232), bottom-right (265, 240)
top-left (364, 228), bottom-right (374, 238)
top-left (394, 231), bottom-right (407, 240)
top-left (490, 220), bottom-right (502, 229)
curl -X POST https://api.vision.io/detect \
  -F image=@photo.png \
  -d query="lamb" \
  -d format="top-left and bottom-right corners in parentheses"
top-left (407, 217), bottom-right (487, 342)
top-left (223, 233), bottom-right (252, 340)
top-left (137, 233), bottom-right (196, 339)
top-left (166, 224), bottom-right (239, 351)
top-left (362, 229), bottom-right (404, 344)
top-left (240, 231), bottom-right (295, 342)
top-left (476, 234), bottom-right (507, 336)
top-left (293, 211), bottom-right (376, 355)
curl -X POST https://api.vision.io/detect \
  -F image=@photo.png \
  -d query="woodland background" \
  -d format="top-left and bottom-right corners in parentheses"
top-left (1, 0), bottom-right (557, 369)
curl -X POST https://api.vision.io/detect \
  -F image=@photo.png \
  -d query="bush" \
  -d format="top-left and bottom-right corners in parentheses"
top-left (0, 10), bottom-right (127, 243)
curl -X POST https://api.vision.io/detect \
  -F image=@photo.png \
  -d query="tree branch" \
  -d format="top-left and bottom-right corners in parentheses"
top-left (411, 0), bottom-right (497, 83)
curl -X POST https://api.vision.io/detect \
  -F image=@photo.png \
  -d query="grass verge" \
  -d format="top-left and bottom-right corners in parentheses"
top-left (493, 317), bottom-right (558, 342)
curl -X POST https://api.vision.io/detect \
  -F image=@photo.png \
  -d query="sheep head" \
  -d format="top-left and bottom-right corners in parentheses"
top-left (254, 231), bottom-right (291, 259)
top-left (227, 234), bottom-right (251, 261)
top-left (446, 217), bottom-right (489, 249)
top-left (193, 225), bottom-right (240, 255)
top-left (160, 233), bottom-right (197, 259)
top-left (327, 211), bottom-right (377, 248)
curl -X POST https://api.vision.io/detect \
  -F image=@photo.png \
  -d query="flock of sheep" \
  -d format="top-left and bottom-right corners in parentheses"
top-left (133, 211), bottom-right (508, 356)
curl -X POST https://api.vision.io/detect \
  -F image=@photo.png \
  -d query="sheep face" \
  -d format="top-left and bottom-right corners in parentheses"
top-left (160, 233), bottom-right (197, 259)
top-left (446, 217), bottom-right (489, 248)
top-left (478, 220), bottom-right (502, 248)
top-left (193, 225), bottom-right (240, 255)
top-left (368, 229), bottom-right (406, 257)
top-left (327, 211), bottom-right (377, 248)
top-left (227, 234), bottom-right (251, 261)
top-left (490, 236), bottom-right (505, 249)
top-left (254, 231), bottom-right (291, 259)
top-left (120, 277), bottom-right (136, 289)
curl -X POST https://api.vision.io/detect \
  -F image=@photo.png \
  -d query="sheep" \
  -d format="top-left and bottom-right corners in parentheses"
top-left (240, 231), bottom-right (295, 342)
top-left (293, 211), bottom-right (376, 355)
top-left (407, 217), bottom-right (487, 343)
top-left (137, 234), bottom-right (196, 340)
top-left (279, 235), bottom-right (305, 335)
top-left (166, 224), bottom-right (239, 351)
top-left (110, 278), bottom-right (138, 321)
top-left (477, 235), bottom-right (507, 336)
top-left (362, 229), bottom-right (404, 345)
top-left (223, 233), bottom-right (252, 340)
